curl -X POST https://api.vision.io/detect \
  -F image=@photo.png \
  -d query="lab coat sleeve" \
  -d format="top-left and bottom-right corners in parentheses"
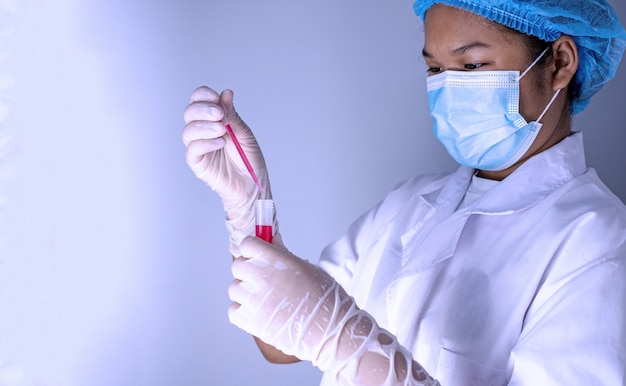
top-left (317, 197), bottom-right (386, 291)
top-left (508, 237), bottom-right (626, 384)
top-left (317, 172), bottom-right (450, 292)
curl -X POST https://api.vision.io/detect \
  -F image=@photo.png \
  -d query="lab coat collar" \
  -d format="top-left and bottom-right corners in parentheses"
top-left (400, 167), bottom-right (474, 268)
top-left (395, 133), bottom-right (588, 291)
top-left (420, 132), bottom-right (588, 215)
top-left (471, 132), bottom-right (588, 214)
top-left (420, 166), bottom-right (474, 211)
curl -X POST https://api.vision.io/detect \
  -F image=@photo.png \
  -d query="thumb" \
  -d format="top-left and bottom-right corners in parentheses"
top-left (219, 89), bottom-right (252, 138)
top-left (219, 89), bottom-right (236, 122)
top-left (270, 233), bottom-right (289, 251)
top-left (240, 235), bottom-right (275, 260)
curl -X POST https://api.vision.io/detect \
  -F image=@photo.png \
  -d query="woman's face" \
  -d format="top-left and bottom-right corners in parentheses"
top-left (422, 4), bottom-right (547, 119)
top-left (422, 4), bottom-right (570, 179)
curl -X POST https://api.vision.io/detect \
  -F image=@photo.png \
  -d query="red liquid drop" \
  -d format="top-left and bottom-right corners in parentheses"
top-left (256, 225), bottom-right (273, 243)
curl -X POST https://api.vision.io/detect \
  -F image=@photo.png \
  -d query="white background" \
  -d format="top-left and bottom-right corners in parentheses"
top-left (1, 1), bottom-right (624, 385)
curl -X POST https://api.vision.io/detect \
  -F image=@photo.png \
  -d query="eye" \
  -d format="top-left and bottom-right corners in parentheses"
top-left (464, 63), bottom-right (486, 70)
top-left (426, 66), bottom-right (442, 74)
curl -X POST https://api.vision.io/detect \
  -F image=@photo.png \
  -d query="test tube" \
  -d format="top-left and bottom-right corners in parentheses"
top-left (255, 199), bottom-right (274, 243)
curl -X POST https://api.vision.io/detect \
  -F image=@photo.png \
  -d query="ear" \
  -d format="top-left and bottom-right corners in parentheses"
top-left (551, 35), bottom-right (579, 92)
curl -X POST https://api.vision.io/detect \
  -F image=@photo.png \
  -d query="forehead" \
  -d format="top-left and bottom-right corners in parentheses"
top-left (423, 4), bottom-right (524, 53)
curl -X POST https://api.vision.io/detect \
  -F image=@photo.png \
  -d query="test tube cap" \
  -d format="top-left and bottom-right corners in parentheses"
top-left (255, 199), bottom-right (274, 226)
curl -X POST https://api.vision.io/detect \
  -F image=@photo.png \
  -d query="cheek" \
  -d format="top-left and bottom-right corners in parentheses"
top-left (518, 73), bottom-right (549, 120)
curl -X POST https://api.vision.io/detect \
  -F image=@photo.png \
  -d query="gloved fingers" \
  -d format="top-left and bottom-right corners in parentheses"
top-left (190, 85), bottom-right (219, 103)
top-left (182, 120), bottom-right (227, 146)
top-left (231, 256), bottom-right (267, 283)
top-left (184, 138), bottom-right (225, 168)
top-left (183, 100), bottom-right (225, 125)
top-left (228, 302), bottom-right (249, 330)
top-left (228, 294), bottom-right (264, 328)
top-left (228, 277), bottom-right (260, 305)
top-left (228, 303), bottom-right (256, 334)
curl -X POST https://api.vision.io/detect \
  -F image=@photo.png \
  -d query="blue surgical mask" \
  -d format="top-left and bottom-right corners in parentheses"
top-left (426, 48), bottom-right (561, 171)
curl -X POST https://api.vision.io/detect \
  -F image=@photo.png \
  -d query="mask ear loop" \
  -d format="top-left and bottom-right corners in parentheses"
top-left (535, 88), bottom-right (562, 124)
top-left (518, 46), bottom-right (551, 80)
top-left (517, 45), bottom-right (560, 124)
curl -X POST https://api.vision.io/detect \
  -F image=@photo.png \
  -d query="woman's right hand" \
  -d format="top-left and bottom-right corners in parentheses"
top-left (183, 86), bottom-right (271, 255)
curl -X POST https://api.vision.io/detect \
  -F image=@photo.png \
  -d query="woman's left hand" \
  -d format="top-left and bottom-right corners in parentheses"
top-left (228, 235), bottom-right (439, 386)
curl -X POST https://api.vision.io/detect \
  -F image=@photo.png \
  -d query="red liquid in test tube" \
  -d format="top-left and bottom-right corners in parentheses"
top-left (256, 225), bottom-right (273, 242)
top-left (255, 199), bottom-right (274, 243)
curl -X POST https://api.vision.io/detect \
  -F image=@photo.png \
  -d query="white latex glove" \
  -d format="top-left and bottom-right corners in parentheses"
top-left (229, 236), bottom-right (440, 386)
top-left (183, 86), bottom-right (274, 256)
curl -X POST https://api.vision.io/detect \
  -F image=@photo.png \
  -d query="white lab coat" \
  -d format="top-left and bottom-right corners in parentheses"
top-left (318, 132), bottom-right (626, 385)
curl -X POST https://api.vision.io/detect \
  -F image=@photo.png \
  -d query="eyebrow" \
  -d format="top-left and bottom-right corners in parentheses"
top-left (422, 41), bottom-right (492, 58)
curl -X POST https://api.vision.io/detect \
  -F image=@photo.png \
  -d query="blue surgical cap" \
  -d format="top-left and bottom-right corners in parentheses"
top-left (413, 0), bottom-right (626, 114)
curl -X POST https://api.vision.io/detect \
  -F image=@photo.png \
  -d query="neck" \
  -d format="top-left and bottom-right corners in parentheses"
top-left (478, 98), bottom-right (572, 181)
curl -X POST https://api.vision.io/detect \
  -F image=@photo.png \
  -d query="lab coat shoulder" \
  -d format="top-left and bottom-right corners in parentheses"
top-left (542, 168), bottom-right (626, 268)
top-left (318, 171), bottom-right (452, 289)
top-left (508, 169), bottom-right (626, 385)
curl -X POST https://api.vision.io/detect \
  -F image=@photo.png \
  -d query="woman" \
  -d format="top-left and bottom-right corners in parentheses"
top-left (182, 0), bottom-right (626, 384)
